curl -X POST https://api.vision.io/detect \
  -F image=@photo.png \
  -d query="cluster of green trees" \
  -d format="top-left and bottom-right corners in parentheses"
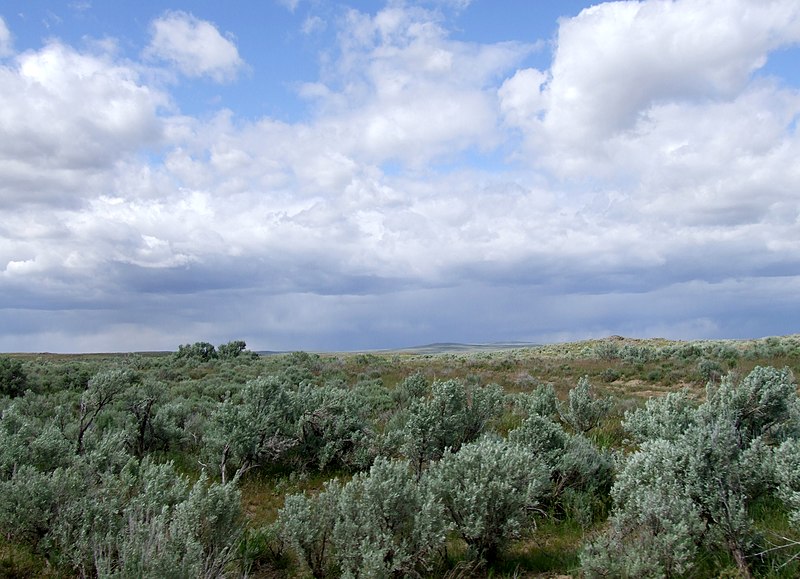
top-left (0, 338), bottom-right (799, 577)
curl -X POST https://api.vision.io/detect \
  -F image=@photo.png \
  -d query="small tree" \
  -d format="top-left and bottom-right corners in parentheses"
top-left (175, 342), bottom-right (218, 362)
top-left (218, 340), bottom-right (247, 360)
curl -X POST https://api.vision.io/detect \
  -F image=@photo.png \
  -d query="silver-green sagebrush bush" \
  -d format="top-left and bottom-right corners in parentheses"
top-left (75, 368), bottom-right (137, 455)
top-left (775, 438), bottom-right (800, 551)
top-left (391, 372), bottom-right (428, 407)
top-left (512, 382), bottom-right (559, 419)
top-left (333, 458), bottom-right (448, 578)
top-left (293, 382), bottom-right (376, 472)
top-left (582, 366), bottom-right (799, 578)
top-left (558, 376), bottom-right (613, 434)
top-left (400, 379), bottom-right (504, 478)
top-left (699, 365), bottom-right (799, 444)
top-left (279, 458), bottom-right (447, 578)
top-left (45, 455), bottom-right (242, 578)
top-left (508, 412), bottom-right (614, 522)
top-left (205, 377), bottom-right (377, 481)
top-left (0, 382), bottom-right (244, 579)
top-left (203, 375), bottom-right (299, 483)
top-left (427, 437), bottom-right (550, 562)
top-left (507, 413), bottom-right (569, 467)
top-left (581, 439), bottom-right (704, 578)
top-left (279, 479), bottom-right (343, 579)
top-left (621, 389), bottom-right (697, 445)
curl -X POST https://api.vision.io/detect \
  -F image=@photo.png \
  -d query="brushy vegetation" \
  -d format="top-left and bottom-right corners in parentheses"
top-left (0, 335), bottom-right (799, 577)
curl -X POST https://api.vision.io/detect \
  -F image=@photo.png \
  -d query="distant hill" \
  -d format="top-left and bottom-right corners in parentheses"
top-left (375, 342), bottom-right (541, 355)
top-left (255, 342), bottom-right (541, 356)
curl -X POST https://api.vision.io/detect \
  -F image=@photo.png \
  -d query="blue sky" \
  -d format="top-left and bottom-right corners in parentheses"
top-left (1, 0), bottom-right (799, 353)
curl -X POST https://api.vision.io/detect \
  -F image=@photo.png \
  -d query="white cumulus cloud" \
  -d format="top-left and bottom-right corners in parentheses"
top-left (304, 5), bottom-right (535, 166)
top-left (0, 42), bottom-right (166, 206)
top-left (146, 11), bottom-right (245, 82)
top-left (545, 0), bottom-right (800, 143)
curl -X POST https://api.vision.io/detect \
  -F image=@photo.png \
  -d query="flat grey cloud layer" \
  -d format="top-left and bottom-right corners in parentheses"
top-left (1, 0), bottom-right (799, 352)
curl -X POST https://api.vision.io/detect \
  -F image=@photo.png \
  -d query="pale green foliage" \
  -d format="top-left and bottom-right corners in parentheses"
top-left (552, 434), bottom-right (614, 507)
top-left (698, 358), bottom-right (724, 382)
top-left (582, 366), bottom-right (799, 578)
top-left (0, 431), bottom-right (114, 565)
top-left (507, 414), bottom-right (613, 521)
top-left (279, 479), bottom-right (342, 579)
top-left (279, 459), bottom-right (447, 578)
top-left (389, 372), bottom-right (428, 410)
top-left (466, 382), bottom-right (505, 438)
top-left (700, 365), bottom-right (799, 443)
top-left (0, 398), bottom-right (73, 477)
top-left (204, 376), bottom-right (298, 482)
top-left (582, 439), bottom-right (703, 578)
top-left (149, 396), bottom-right (206, 453)
top-left (776, 439), bottom-right (800, 529)
top-left (593, 341), bottom-right (620, 360)
top-left (158, 472), bottom-right (243, 579)
top-left (428, 437), bottom-right (550, 561)
top-left (622, 389), bottom-right (697, 444)
top-left (205, 377), bottom-right (376, 480)
top-left (76, 368), bottom-right (137, 454)
top-left (558, 376), bottom-right (612, 434)
top-left (93, 467), bottom-right (243, 579)
top-left (333, 458), bottom-right (448, 578)
top-left (294, 383), bottom-right (375, 471)
top-left (398, 371), bottom-right (428, 401)
top-left (507, 413), bottom-right (569, 467)
top-left (0, 465), bottom-right (56, 543)
top-left (50, 456), bottom-right (241, 578)
top-left (400, 379), bottom-right (504, 477)
top-left (584, 417), bottom-right (772, 577)
top-left (684, 421), bottom-right (767, 569)
top-left (620, 344), bottom-right (656, 365)
top-left (513, 382), bottom-right (558, 418)
top-left (0, 403), bottom-right (243, 579)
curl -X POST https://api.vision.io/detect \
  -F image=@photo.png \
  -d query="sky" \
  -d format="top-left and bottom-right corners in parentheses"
top-left (1, 0), bottom-right (799, 353)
